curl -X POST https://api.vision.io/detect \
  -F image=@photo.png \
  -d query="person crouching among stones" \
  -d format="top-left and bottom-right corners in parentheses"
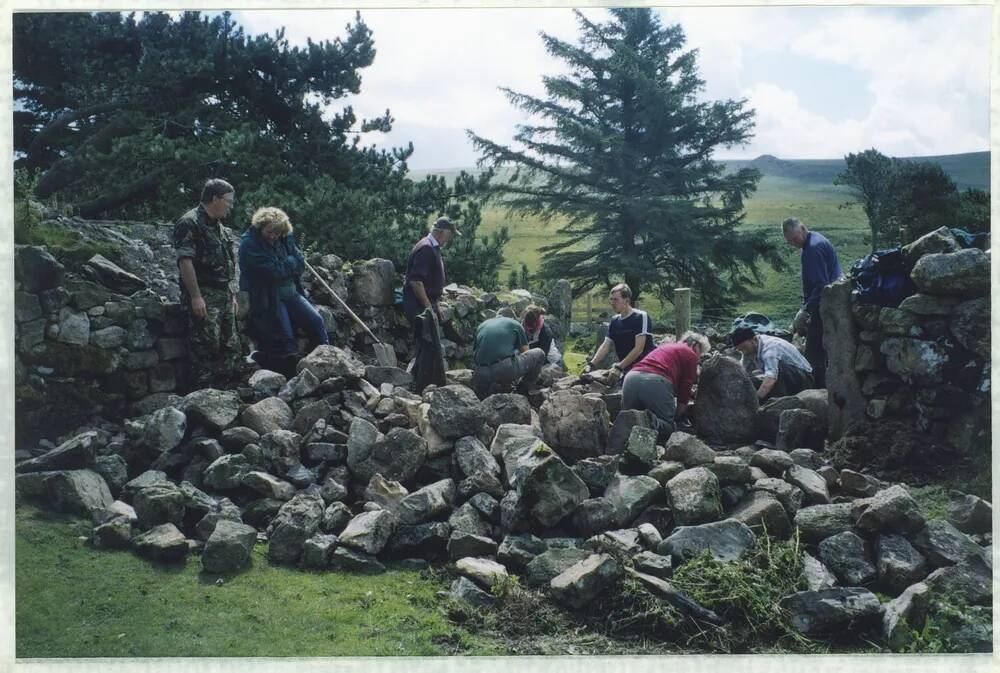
top-left (471, 307), bottom-right (547, 400)
top-left (522, 304), bottom-right (564, 380)
top-left (621, 331), bottom-right (710, 441)
top-left (730, 326), bottom-right (814, 401)
top-left (238, 207), bottom-right (329, 378)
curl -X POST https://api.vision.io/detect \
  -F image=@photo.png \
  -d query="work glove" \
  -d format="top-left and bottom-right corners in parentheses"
top-left (792, 308), bottom-right (810, 336)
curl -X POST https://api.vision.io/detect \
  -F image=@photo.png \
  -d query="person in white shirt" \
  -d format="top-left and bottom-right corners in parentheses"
top-left (731, 327), bottom-right (814, 400)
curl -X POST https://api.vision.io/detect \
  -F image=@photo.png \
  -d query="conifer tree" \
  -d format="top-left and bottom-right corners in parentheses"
top-left (469, 8), bottom-right (783, 307)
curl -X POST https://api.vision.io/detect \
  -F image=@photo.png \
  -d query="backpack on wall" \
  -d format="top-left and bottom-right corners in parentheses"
top-left (849, 246), bottom-right (916, 307)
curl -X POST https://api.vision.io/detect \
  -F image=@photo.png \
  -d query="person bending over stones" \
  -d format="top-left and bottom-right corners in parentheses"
top-left (730, 326), bottom-right (814, 401)
top-left (622, 331), bottom-right (710, 441)
top-left (238, 206), bottom-right (329, 378)
top-left (173, 178), bottom-right (241, 389)
top-left (523, 304), bottom-right (563, 366)
top-left (471, 307), bottom-right (546, 400)
top-left (582, 283), bottom-right (655, 378)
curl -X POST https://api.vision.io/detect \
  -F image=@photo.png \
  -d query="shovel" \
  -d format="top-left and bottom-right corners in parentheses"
top-left (303, 259), bottom-right (398, 368)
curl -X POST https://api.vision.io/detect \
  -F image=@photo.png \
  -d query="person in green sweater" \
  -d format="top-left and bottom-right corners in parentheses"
top-left (471, 308), bottom-right (546, 399)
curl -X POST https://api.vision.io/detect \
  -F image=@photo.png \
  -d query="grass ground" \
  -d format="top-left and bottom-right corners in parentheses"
top-left (15, 504), bottom-right (498, 657)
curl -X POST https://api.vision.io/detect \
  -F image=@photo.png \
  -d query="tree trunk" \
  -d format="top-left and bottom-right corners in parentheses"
top-left (75, 173), bottom-right (162, 219)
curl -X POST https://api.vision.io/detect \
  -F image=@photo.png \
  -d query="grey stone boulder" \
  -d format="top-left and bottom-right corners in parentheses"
top-left (321, 502), bottom-right (353, 534)
top-left (788, 448), bottom-right (823, 470)
top-left (468, 492), bottom-right (500, 524)
top-left (249, 370), bottom-right (286, 397)
top-left (455, 557), bottom-right (508, 590)
top-left (277, 369), bottom-right (321, 403)
top-left (750, 449), bottom-right (795, 477)
top-left (539, 390), bottom-right (610, 460)
top-left (396, 479), bottom-right (456, 525)
top-left (882, 582), bottom-right (933, 651)
top-left (775, 408), bottom-right (822, 451)
top-left (637, 522), bottom-right (662, 548)
top-left (451, 501), bottom-right (492, 538)
top-left (350, 258), bottom-right (395, 305)
top-left (693, 354), bottom-right (758, 443)
top-left (16, 245), bottom-right (65, 292)
top-left (901, 226), bottom-right (960, 261)
top-left (194, 498), bottom-right (242, 540)
top-left (447, 532), bottom-right (498, 560)
top-left (296, 345), bottom-right (365, 380)
top-left (897, 293), bottom-right (961, 316)
top-left (604, 473), bottom-right (662, 527)
top-left (220, 426), bottom-right (260, 452)
top-left (729, 491), bottom-right (791, 538)
top-left (707, 456), bottom-right (751, 486)
top-left (454, 436), bottom-right (500, 480)
top-left (449, 576), bottom-right (496, 608)
top-left (135, 406), bottom-right (187, 455)
top-left (242, 471), bottom-right (297, 501)
top-left (783, 465), bottom-right (830, 505)
top-left (497, 533), bottom-right (547, 570)
top-left (181, 389), bottom-right (241, 433)
top-left (950, 297), bottom-right (989, 359)
top-left (818, 531), bottom-right (876, 586)
top-left (801, 552), bottom-right (838, 591)
top-left (756, 390), bottom-right (830, 442)
top-left (363, 473), bottom-right (408, 511)
top-left (259, 430), bottom-right (303, 478)
top-left (93, 517), bottom-right (133, 550)
top-left (524, 547), bottom-right (591, 588)
top-left (364, 366), bottom-right (413, 389)
top-left (662, 432), bottom-right (716, 467)
top-left (266, 492), bottom-right (325, 563)
top-left (571, 498), bottom-right (618, 538)
top-left (910, 248), bottom-right (989, 296)
top-left (624, 425), bottom-right (658, 468)
top-left (922, 553), bottom-right (992, 606)
top-left (489, 423), bottom-right (541, 460)
top-left (794, 503), bottom-right (856, 543)
top-left (16, 430), bottom-right (98, 474)
top-left (331, 546), bottom-right (386, 573)
top-left (457, 471), bottom-right (505, 502)
top-left (880, 338), bottom-right (949, 386)
top-left (909, 519), bottom-right (983, 567)
top-left (839, 469), bottom-right (881, 498)
top-left (481, 393), bottom-right (532, 427)
top-left (133, 523), bottom-right (189, 563)
top-left (780, 588), bottom-right (882, 637)
top-left (427, 385), bottom-right (485, 440)
top-left (549, 554), bottom-right (622, 609)
top-left (338, 509), bottom-right (398, 555)
top-left (633, 551), bottom-right (673, 579)
top-left (346, 418), bottom-right (427, 484)
top-left (301, 534), bottom-right (338, 569)
top-left (384, 522), bottom-right (451, 559)
top-left (875, 534), bottom-right (928, 595)
top-left (853, 485), bottom-right (924, 535)
top-left (240, 397), bottom-right (294, 435)
top-left (202, 519), bottom-right (257, 573)
top-left (44, 469), bottom-right (114, 517)
top-left (584, 528), bottom-right (643, 557)
top-left (657, 519), bottom-right (756, 564)
top-left (606, 409), bottom-right (653, 454)
top-left (133, 483), bottom-right (186, 530)
top-left (647, 461), bottom-right (684, 487)
top-left (203, 454), bottom-right (250, 490)
top-left (520, 451), bottom-right (590, 527)
top-left (946, 492), bottom-right (992, 534)
top-left (665, 467), bottom-right (722, 526)
top-left (574, 456), bottom-right (623, 495)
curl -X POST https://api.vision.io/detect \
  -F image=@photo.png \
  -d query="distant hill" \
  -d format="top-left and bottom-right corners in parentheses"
top-left (413, 151), bottom-right (989, 191)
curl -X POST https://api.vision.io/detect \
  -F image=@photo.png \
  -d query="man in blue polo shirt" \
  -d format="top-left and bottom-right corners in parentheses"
top-left (783, 217), bottom-right (843, 388)
top-left (583, 283), bottom-right (655, 377)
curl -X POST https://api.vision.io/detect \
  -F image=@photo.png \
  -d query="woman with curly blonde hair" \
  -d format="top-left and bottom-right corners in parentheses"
top-left (238, 207), bottom-right (329, 376)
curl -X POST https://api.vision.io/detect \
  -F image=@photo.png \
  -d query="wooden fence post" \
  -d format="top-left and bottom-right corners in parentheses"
top-left (674, 288), bottom-right (691, 339)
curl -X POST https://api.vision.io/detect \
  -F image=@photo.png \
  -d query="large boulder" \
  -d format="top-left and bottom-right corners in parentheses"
top-left (693, 355), bottom-right (758, 443)
top-left (455, 557), bottom-right (509, 590)
top-left (480, 393), bottom-right (532, 427)
top-left (657, 519), bottom-right (756, 564)
top-left (539, 390), bottom-right (610, 460)
top-left (385, 522), bottom-right (451, 559)
top-left (549, 554), bottom-right (622, 609)
top-left (606, 409), bottom-right (653, 454)
top-left (350, 258), bottom-right (395, 305)
top-left (910, 248), bottom-right (989, 296)
top-left (853, 485), bottom-right (924, 535)
top-left (240, 397), bottom-right (294, 435)
top-left (603, 473), bottom-right (661, 527)
top-left (729, 491), bottom-right (791, 538)
top-left (453, 436), bottom-right (501, 480)
top-left (662, 432), bottom-right (716, 467)
top-left (266, 492), bottom-right (325, 563)
top-left (16, 245), bottom-right (65, 292)
top-left (297, 345), bottom-right (365, 380)
top-left (132, 523), bottom-right (189, 563)
top-left (779, 588), bottom-right (882, 637)
top-left (950, 298), bottom-right (989, 359)
top-left (23, 469), bottom-right (114, 517)
top-left (946, 493), bottom-right (992, 534)
top-left (665, 467), bottom-right (722, 526)
top-left (875, 534), bottom-right (928, 595)
top-left (346, 418), bottom-right (427, 484)
top-left (427, 385), bottom-right (485, 440)
top-left (338, 509), bottom-right (398, 555)
top-left (202, 454), bottom-right (250, 491)
top-left (15, 430), bottom-right (98, 474)
top-left (880, 338), bottom-right (949, 386)
top-left (524, 548), bottom-right (591, 588)
top-left (909, 519), bottom-right (983, 567)
top-left (794, 503), bottom-right (856, 543)
top-left (202, 519), bottom-right (257, 573)
top-left (396, 479), bottom-right (456, 525)
top-left (132, 483), bottom-right (186, 530)
top-left (519, 449), bottom-right (590, 527)
top-left (818, 531), bottom-right (876, 586)
top-left (783, 465), bottom-right (830, 505)
top-left (901, 226), bottom-right (960, 261)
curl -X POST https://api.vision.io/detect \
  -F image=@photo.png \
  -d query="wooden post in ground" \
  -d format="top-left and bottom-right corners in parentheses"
top-left (586, 292), bottom-right (592, 326)
top-left (674, 288), bottom-right (691, 339)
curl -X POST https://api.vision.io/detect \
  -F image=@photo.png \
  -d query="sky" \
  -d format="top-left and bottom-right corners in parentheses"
top-left (234, 6), bottom-right (985, 169)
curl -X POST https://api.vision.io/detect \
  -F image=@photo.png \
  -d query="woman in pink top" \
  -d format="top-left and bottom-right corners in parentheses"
top-left (622, 331), bottom-right (710, 440)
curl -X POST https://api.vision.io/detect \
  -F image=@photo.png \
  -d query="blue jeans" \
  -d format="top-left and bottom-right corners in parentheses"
top-left (275, 293), bottom-right (329, 356)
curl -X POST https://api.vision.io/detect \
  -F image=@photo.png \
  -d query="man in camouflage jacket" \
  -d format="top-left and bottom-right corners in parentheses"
top-left (173, 178), bottom-right (241, 389)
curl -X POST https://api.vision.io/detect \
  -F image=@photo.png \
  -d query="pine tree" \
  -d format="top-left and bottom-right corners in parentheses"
top-left (468, 8), bottom-right (783, 307)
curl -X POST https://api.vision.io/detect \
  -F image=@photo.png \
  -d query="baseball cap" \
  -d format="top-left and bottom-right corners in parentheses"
top-left (433, 216), bottom-right (462, 236)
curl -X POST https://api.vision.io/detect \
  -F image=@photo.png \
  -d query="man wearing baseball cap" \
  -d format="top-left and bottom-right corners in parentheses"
top-left (731, 327), bottom-right (814, 400)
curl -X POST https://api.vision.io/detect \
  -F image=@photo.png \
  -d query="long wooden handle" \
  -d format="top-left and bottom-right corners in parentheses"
top-left (303, 259), bottom-right (384, 345)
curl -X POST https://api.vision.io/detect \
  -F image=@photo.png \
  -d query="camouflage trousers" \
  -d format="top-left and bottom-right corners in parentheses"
top-left (185, 286), bottom-right (241, 390)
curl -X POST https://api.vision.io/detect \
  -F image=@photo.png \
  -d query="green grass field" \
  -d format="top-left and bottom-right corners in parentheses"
top-left (15, 505), bottom-right (497, 657)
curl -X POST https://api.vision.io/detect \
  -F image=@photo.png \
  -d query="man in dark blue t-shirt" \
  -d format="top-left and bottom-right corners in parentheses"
top-left (783, 217), bottom-right (843, 388)
top-left (583, 283), bottom-right (655, 377)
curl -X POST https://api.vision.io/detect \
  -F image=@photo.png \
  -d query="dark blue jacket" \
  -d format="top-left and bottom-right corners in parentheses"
top-left (238, 227), bottom-right (306, 351)
top-left (801, 231), bottom-right (842, 313)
